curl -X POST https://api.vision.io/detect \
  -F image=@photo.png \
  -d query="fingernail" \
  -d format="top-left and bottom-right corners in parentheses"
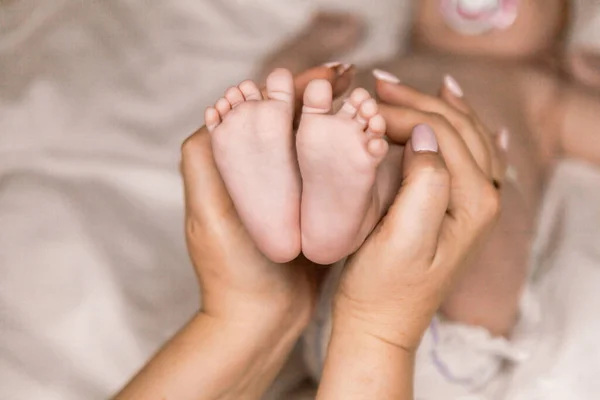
top-left (323, 61), bottom-right (342, 69)
top-left (340, 63), bottom-right (353, 74)
top-left (372, 69), bottom-right (401, 84)
top-left (444, 74), bottom-right (464, 98)
top-left (498, 128), bottom-right (510, 151)
top-left (412, 124), bottom-right (439, 153)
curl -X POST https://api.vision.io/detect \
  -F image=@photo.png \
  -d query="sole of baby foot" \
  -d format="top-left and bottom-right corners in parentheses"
top-left (206, 69), bottom-right (301, 263)
top-left (297, 80), bottom-right (388, 265)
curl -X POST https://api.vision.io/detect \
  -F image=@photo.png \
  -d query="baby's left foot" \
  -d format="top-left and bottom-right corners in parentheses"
top-left (205, 69), bottom-right (301, 263)
top-left (297, 81), bottom-right (389, 264)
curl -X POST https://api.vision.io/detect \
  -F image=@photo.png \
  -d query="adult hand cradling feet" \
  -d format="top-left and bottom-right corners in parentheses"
top-left (316, 72), bottom-right (501, 399)
top-left (116, 65), bottom-right (501, 400)
top-left (114, 64), bottom-right (354, 400)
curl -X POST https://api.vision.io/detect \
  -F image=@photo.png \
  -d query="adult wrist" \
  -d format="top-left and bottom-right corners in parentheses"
top-left (201, 287), bottom-right (314, 342)
top-left (331, 293), bottom-right (432, 353)
top-left (115, 310), bottom-right (301, 400)
top-left (317, 317), bottom-right (416, 400)
top-left (198, 312), bottom-right (302, 399)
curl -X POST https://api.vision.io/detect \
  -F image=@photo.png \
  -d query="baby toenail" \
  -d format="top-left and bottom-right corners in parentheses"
top-left (341, 101), bottom-right (357, 113)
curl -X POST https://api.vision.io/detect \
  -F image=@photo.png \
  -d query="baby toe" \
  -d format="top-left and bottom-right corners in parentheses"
top-left (266, 68), bottom-right (295, 109)
top-left (338, 88), bottom-right (370, 119)
top-left (337, 99), bottom-right (358, 118)
top-left (239, 80), bottom-right (262, 101)
top-left (366, 137), bottom-right (389, 161)
top-left (224, 86), bottom-right (245, 108)
top-left (355, 98), bottom-right (378, 129)
top-left (303, 79), bottom-right (333, 114)
top-left (367, 114), bottom-right (386, 137)
top-left (205, 107), bottom-right (221, 132)
top-left (215, 97), bottom-right (232, 118)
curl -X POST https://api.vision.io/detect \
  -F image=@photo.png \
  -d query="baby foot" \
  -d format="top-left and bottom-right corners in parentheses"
top-left (205, 69), bottom-right (301, 263)
top-left (297, 81), bottom-right (389, 264)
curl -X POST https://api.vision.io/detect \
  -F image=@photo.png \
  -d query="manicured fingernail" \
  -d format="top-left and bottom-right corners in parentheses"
top-left (323, 61), bottom-right (342, 68)
top-left (498, 128), bottom-right (510, 151)
top-left (372, 69), bottom-right (401, 84)
top-left (412, 124), bottom-right (439, 153)
top-left (340, 63), bottom-right (353, 74)
top-left (444, 74), bottom-right (464, 98)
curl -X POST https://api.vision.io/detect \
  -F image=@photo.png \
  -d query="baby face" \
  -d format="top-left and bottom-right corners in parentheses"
top-left (414, 0), bottom-right (567, 58)
top-left (566, 0), bottom-right (600, 90)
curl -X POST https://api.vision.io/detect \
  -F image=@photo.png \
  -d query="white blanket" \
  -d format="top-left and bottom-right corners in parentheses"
top-left (2, 1), bottom-right (599, 399)
top-left (0, 1), bottom-right (412, 399)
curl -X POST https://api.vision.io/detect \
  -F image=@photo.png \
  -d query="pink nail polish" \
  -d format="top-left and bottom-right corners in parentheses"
top-left (372, 69), bottom-right (401, 84)
top-left (339, 63), bottom-right (353, 74)
top-left (323, 61), bottom-right (342, 68)
top-left (444, 74), bottom-right (464, 98)
top-left (412, 124), bottom-right (439, 153)
top-left (498, 128), bottom-right (510, 151)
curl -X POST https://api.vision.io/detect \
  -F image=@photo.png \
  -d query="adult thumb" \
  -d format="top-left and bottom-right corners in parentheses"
top-left (380, 124), bottom-right (450, 262)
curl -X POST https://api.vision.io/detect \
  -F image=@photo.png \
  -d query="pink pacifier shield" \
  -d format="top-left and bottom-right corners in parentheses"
top-left (440, 0), bottom-right (520, 35)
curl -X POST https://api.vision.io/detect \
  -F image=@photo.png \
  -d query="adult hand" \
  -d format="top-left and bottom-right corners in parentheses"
top-left (376, 73), bottom-right (524, 337)
top-left (317, 77), bottom-right (501, 399)
top-left (375, 73), bottom-right (506, 187)
top-left (184, 63), bottom-right (354, 325)
top-left (115, 64), bottom-right (354, 400)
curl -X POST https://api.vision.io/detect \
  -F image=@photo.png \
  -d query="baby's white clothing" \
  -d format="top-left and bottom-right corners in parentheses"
top-left (302, 261), bottom-right (541, 400)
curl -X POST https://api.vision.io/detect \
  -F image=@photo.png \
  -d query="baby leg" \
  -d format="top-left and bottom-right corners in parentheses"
top-left (297, 80), bottom-right (403, 264)
top-left (205, 69), bottom-right (301, 263)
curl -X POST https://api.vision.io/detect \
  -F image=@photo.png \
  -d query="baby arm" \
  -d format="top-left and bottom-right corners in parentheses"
top-left (256, 12), bottom-right (364, 83)
top-left (524, 67), bottom-right (600, 166)
top-left (558, 85), bottom-right (600, 166)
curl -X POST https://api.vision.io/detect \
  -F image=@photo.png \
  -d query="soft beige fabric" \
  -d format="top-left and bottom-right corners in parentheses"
top-left (567, 0), bottom-right (600, 51)
top-left (3, 1), bottom-right (599, 399)
top-left (0, 1), bottom-right (413, 399)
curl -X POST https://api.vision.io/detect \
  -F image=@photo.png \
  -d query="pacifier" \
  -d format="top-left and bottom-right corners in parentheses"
top-left (440, 0), bottom-right (520, 35)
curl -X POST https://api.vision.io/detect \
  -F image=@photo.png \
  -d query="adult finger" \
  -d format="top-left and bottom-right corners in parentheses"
top-left (380, 105), bottom-right (499, 236)
top-left (375, 75), bottom-right (492, 177)
top-left (375, 124), bottom-right (450, 262)
top-left (180, 128), bottom-right (263, 274)
top-left (379, 104), bottom-right (481, 182)
top-left (181, 128), bottom-right (232, 228)
top-left (438, 75), bottom-right (506, 185)
top-left (295, 64), bottom-right (355, 127)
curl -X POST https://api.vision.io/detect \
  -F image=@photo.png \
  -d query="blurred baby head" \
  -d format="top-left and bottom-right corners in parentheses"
top-left (414, 0), bottom-right (568, 58)
top-left (565, 0), bottom-right (600, 89)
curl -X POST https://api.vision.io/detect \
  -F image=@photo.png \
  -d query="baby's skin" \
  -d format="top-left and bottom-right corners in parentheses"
top-left (205, 68), bottom-right (403, 264)
top-left (362, 53), bottom-right (600, 335)
top-left (415, 0), bottom-right (567, 59)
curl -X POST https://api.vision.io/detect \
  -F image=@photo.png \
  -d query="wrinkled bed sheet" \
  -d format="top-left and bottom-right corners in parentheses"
top-left (0, 1), bottom-right (599, 399)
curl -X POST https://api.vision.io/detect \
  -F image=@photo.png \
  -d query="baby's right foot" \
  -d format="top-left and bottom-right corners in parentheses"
top-left (205, 69), bottom-right (301, 263)
top-left (297, 81), bottom-right (389, 264)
